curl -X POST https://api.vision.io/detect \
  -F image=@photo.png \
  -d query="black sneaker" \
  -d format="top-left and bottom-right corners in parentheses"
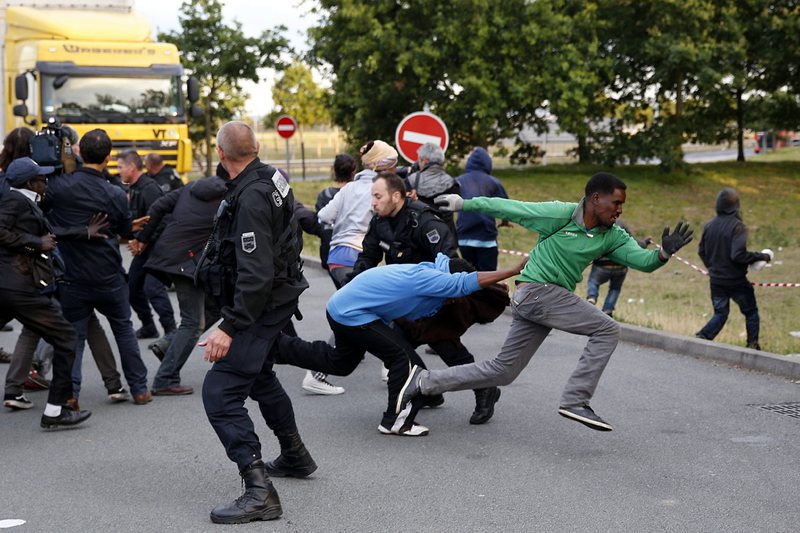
top-left (4, 393), bottom-right (33, 410)
top-left (135, 324), bottom-right (159, 339)
top-left (396, 365), bottom-right (424, 415)
top-left (40, 405), bottom-right (92, 429)
top-left (558, 405), bottom-right (613, 431)
top-left (470, 387), bottom-right (501, 425)
top-left (107, 387), bottom-right (130, 402)
top-left (421, 394), bottom-right (445, 409)
top-left (148, 341), bottom-right (166, 361)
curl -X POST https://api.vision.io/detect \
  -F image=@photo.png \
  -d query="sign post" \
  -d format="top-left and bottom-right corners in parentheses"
top-left (275, 114), bottom-right (298, 175)
top-left (395, 111), bottom-right (449, 164)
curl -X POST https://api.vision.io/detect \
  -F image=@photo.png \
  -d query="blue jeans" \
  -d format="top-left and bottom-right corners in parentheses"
top-left (696, 281), bottom-right (760, 346)
top-left (152, 276), bottom-right (204, 390)
top-left (587, 264), bottom-right (628, 314)
top-left (60, 280), bottom-right (149, 397)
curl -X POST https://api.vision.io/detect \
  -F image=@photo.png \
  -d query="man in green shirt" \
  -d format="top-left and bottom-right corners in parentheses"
top-left (397, 172), bottom-right (693, 431)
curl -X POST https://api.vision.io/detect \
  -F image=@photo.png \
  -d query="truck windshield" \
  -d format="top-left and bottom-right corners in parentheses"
top-left (41, 75), bottom-right (184, 124)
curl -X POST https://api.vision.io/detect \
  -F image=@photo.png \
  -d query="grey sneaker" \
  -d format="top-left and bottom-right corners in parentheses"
top-left (396, 365), bottom-right (424, 415)
top-left (558, 405), bottom-right (613, 431)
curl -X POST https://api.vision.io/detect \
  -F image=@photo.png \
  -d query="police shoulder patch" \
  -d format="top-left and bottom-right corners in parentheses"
top-left (271, 169), bottom-right (290, 198)
top-left (241, 231), bottom-right (257, 253)
top-left (426, 229), bottom-right (440, 244)
top-left (271, 190), bottom-right (283, 207)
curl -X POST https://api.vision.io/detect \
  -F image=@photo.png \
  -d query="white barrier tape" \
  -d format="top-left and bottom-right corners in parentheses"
top-left (498, 246), bottom-right (799, 287)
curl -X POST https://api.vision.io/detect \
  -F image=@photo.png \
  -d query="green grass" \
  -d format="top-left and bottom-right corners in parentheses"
top-left (293, 159), bottom-right (800, 355)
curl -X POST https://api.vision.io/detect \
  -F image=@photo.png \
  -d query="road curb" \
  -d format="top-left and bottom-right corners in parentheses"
top-left (618, 323), bottom-right (800, 380)
top-left (300, 256), bottom-right (800, 381)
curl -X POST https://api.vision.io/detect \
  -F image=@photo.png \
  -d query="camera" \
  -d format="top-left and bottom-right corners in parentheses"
top-left (29, 117), bottom-right (77, 174)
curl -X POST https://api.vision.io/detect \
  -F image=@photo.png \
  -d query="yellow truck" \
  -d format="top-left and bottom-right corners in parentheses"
top-left (1, 1), bottom-right (199, 175)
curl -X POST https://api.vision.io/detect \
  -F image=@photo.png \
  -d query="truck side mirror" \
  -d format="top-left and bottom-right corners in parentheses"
top-left (187, 77), bottom-right (200, 103)
top-left (190, 104), bottom-right (203, 119)
top-left (15, 74), bottom-right (28, 101)
top-left (13, 103), bottom-right (28, 117)
top-left (53, 74), bottom-right (69, 89)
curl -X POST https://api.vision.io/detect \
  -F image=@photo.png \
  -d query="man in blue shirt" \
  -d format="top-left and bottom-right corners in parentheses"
top-left (46, 129), bottom-right (151, 406)
top-left (275, 254), bottom-right (524, 437)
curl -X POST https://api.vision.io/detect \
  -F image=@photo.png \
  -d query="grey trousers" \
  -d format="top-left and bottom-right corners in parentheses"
top-left (420, 282), bottom-right (620, 408)
top-left (4, 311), bottom-right (122, 396)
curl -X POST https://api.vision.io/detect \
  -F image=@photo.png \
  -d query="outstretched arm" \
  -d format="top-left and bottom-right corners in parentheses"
top-left (476, 259), bottom-right (527, 287)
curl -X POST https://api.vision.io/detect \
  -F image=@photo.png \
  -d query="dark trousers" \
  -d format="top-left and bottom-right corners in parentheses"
top-left (5, 310), bottom-right (122, 397)
top-left (152, 275), bottom-right (204, 390)
top-left (275, 312), bottom-right (424, 428)
top-left (60, 280), bottom-right (149, 397)
top-left (697, 281), bottom-right (760, 346)
top-left (202, 311), bottom-right (298, 470)
top-left (459, 246), bottom-right (498, 271)
top-left (128, 250), bottom-right (176, 332)
top-left (0, 288), bottom-right (76, 405)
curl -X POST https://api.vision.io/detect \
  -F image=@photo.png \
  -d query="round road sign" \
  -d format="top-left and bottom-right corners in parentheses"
top-left (276, 115), bottom-right (298, 139)
top-left (395, 111), bottom-right (449, 163)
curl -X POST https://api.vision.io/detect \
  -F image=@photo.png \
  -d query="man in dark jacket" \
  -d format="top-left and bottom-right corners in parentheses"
top-left (456, 147), bottom-right (508, 270)
top-left (136, 174), bottom-right (227, 395)
top-left (196, 121), bottom-right (315, 524)
top-left (696, 188), bottom-right (771, 349)
top-left (144, 152), bottom-right (184, 193)
top-left (47, 129), bottom-right (151, 406)
top-left (0, 157), bottom-right (91, 428)
top-left (118, 150), bottom-right (176, 339)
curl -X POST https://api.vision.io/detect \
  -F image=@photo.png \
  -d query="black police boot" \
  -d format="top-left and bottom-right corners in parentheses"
top-left (470, 387), bottom-right (501, 425)
top-left (135, 323), bottom-right (159, 339)
top-left (209, 460), bottom-right (282, 524)
top-left (265, 431), bottom-right (318, 478)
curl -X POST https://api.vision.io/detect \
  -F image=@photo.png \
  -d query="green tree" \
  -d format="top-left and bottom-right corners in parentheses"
top-left (268, 61), bottom-right (331, 138)
top-left (160, 0), bottom-right (289, 175)
top-left (309, 0), bottom-right (547, 161)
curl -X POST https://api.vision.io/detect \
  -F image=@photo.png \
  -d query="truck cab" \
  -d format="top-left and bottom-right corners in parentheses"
top-left (2, 5), bottom-right (199, 176)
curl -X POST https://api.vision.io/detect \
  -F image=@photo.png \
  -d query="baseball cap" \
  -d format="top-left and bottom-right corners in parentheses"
top-left (5, 157), bottom-right (55, 187)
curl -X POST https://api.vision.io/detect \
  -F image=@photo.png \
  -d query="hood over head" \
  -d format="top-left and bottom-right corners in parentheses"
top-left (465, 147), bottom-right (492, 173)
top-left (191, 175), bottom-right (227, 201)
top-left (715, 188), bottom-right (740, 217)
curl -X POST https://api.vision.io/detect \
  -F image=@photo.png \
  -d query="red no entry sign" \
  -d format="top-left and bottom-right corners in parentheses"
top-left (395, 111), bottom-right (449, 163)
top-left (276, 115), bottom-right (298, 139)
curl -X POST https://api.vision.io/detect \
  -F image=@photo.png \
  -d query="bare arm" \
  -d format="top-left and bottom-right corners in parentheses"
top-left (476, 259), bottom-right (527, 287)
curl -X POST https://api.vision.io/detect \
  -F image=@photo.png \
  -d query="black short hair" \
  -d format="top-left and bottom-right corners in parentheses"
top-left (585, 172), bottom-right (626, 197)
top-left (117, 150), bottom-right (143, 170)
top-left (333, 153), bottom-right (356, 183)
top-left (448, 257), bottom-right (476, 274)
top-left (374, 171), bottom-right (407, 196)
top-left (79, 129), bottom-right (112, 164)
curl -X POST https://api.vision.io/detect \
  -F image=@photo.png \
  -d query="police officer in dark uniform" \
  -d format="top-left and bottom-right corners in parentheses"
top-left (144, 152), bottom-right (183, 193)
top-left (352, 172), bottom-right (502, 424)
top-left (195, 121), bottom-right (316, 525)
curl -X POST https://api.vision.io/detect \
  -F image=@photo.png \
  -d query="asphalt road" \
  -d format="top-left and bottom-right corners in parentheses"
top-left (1, 264), bottom-right (799, 532)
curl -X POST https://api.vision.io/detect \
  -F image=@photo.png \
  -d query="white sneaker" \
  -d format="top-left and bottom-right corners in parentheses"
top-left (302, 370), bottom-right (345, 395)
top-left (378, 422), bottom-right (430, 436)
top-left (380, 366), bottom-right (389, 382)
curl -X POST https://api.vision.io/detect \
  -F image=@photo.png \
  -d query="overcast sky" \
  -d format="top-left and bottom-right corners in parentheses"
top-left (134, 0), bottom-right (320, 116)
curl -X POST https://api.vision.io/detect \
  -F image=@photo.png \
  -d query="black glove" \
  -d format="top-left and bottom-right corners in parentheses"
top-left (660, 221), bottom-right (694, 256)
